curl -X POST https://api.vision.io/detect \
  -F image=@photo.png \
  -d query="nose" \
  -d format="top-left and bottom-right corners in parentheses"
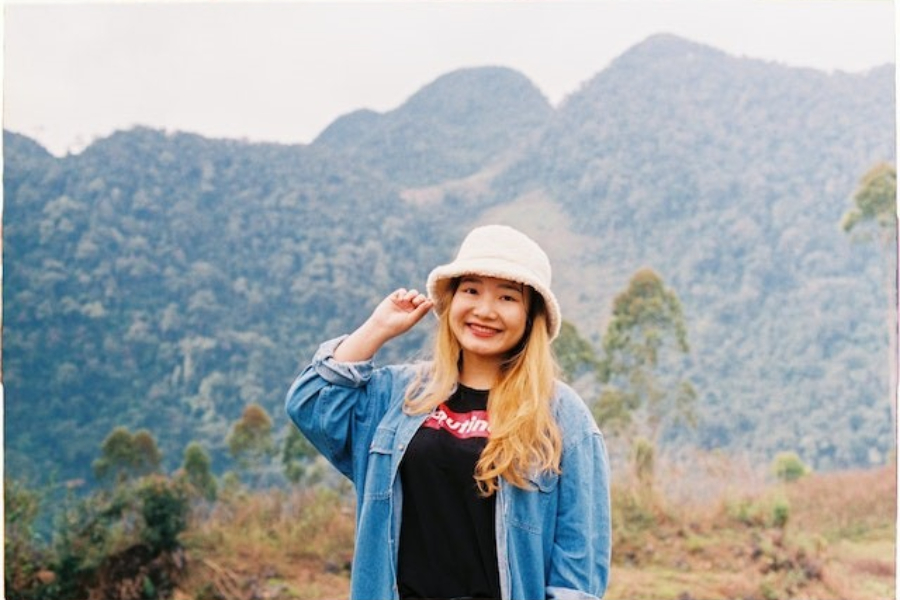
top-left (472, 296), bottom-right (498, 319)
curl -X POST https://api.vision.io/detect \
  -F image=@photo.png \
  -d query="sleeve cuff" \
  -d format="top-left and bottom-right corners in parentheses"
top-left (311, 335), bottom-right (376, 388)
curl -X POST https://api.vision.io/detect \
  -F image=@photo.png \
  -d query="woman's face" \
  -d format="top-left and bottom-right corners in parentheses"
top-left (448, 275), bottom-right (530, 366)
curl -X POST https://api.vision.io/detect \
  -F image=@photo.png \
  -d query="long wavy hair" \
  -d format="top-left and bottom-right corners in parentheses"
top-left (404, 277), bottom-right (563, 496)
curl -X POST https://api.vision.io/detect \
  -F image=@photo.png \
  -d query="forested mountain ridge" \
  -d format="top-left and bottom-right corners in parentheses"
top-left (314, 66), bottom-right (553, 187)
top-left (4, 34), bottom-right (895, 488)
top-left (490, 34), bottom-right (896, 465)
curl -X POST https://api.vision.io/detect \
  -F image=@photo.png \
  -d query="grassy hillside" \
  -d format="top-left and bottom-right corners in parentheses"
top-left (6, 436), bottom-right (893, 599)
top-left (174, 463), bottom-right (895, 600)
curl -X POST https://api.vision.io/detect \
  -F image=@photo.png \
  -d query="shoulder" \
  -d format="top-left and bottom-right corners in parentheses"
top-left (375, 361), bottom-right (430, 398)
top-left (381, 361), bottom-right (429, 382)
top-left (552, 380), bottom-right (602, 440)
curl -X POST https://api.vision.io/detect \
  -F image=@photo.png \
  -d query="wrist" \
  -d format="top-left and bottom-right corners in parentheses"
top-left (333, 319), bottom-right (393, 362)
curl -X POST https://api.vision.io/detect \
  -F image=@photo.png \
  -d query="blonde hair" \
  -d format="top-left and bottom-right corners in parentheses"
top-left (404, 279), bottom-right (563, 496)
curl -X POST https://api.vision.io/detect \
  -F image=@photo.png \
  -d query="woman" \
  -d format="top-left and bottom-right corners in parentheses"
top-left (285, 224), bottom-right (611, 599)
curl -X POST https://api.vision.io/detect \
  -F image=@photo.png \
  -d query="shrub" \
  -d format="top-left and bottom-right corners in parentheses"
top-left (138, 476), bottom-right (190, 553)
top-left (770, 496), bottom-right (791, 529)
top-left (771, 451), bottom-right (810, 483)
top-left (5, 478), bottom-right (54, 599)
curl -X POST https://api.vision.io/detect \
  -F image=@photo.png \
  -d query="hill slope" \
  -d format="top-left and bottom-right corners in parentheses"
top-left (3, 36), bottom-right (895, 486)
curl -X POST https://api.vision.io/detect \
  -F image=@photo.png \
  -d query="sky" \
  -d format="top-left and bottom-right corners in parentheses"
top-left (2, 0), bottom-right (897, 157)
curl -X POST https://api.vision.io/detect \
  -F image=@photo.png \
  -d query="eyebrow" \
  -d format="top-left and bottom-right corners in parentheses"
top-left (460, 276), bottom-right (524, 293)
top-left (498, 282), bottom-right (524, 293)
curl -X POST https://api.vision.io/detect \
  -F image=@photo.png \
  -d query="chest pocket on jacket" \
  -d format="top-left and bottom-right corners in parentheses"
top-left (508, 470), bottom-right (559, 535)
top-left (363, 426), bottom-right (397, 500)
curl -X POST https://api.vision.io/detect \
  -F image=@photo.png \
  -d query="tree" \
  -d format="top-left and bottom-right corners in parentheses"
top-left (227, 403), bottom-right (275, 486)
top-left (842, 162), bottom-right (898, 429)
top-left (92, 427), bottom-right (162, 485)
top-left (282, 426), bottom-right (319, 485)
top-left (137, 475), bottom-right (190, 553)
top-left (771, 451), bottom-right (811, 483)
top-left (841, 162), bottom-right (897, 239)
top-left (553, 320), bottom-right (600, 383)
top-left (132, 430), bottom-right (163, 475)
top-left (595, 268), bottom-right (696, 464)
top-left (5, 478), bottom-right (46, 596)
top-left (181, 442), bottom-right (217, 501)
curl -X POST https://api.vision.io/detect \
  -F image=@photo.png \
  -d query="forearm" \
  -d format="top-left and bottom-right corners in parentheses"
top-left (333, 287), bottom-right (433, 362)
top-left (333, 317), bottom-right (395, 362)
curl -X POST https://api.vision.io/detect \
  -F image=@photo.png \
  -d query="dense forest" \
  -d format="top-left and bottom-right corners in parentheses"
top-left (4, 34), bottom-right (896, 492)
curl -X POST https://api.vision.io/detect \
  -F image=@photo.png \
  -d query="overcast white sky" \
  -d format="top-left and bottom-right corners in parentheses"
top-left (2, 0), bottom-right (896, 156)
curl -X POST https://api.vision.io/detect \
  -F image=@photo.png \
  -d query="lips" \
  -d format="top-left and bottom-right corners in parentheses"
top-left (467, 322), bottom-right (502, 337)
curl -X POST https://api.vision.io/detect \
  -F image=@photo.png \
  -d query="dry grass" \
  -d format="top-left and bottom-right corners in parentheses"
top-left (605, 459), bottom-right (896, 600)
top-left (785, 465), bottom-right (896, 540)
top-left (172, 461), bottom-right (895, 600)
top-left (178, 487), bottom-right (354, 599)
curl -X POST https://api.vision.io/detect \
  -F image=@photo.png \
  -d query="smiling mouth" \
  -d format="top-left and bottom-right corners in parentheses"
top-left (467, 323), bottom-right (502, 337)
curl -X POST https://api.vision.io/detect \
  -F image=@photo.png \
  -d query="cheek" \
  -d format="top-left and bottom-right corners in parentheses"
top-left (503, 304), bottom-right (529, 333)
top-left (447, 295), bottom-right (472, 326)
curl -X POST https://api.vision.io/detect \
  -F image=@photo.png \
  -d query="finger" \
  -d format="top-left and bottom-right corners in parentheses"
top-left (389, 288), bottom-right (409, 307)
top-left (412, 297), bottom-right (434, 316)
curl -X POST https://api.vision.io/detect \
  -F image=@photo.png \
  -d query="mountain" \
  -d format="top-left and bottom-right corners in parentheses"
top-left (3, 36), bottom-right (895, 488)
top-left (314, 66), bottom-right (553, 187)
top-left (490, 34), bottom-right (896, 464)
top-left (3, 127), bottom-right (458, 482)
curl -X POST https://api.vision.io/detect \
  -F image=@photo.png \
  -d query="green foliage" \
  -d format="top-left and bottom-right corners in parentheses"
top-left (771, 496), bottom-right (791, 529)
top-left (5, 433), bottom-right (191, 599)
top-left (632, 437), bottom-right (656, 487)
top-left (1, 430), bottom-right (192, 600)
top-left (553, 320), bottom-right (600, 382)
top-left (593, 387), bottom-right (639, 434)
top-left (227, 403), bottom-right (281, 489)
top-left (601, 268), bottom-right (690, 364)
top-left (316, 67), bottom-right (552, 188)
top-left (44, 474), bottom-right (189, 599)
top-left (596, 268), bottom-right (696, 444)
top-left (5, 478), bottom-right (50, 598)
top-left (136, 476), bottom-right (190, 553)
top-left (93, 427), bottom-right (162, 485)
top-left (282, 426), bottom-right (319, 485)
top-left (727, 494), bottom-right (793, 530)
top-left (228, 404), bottom-right (274, 463)
top-left (3, 36), bottom-right (895, 494)
top-left (772, 451), bottom-right (811, 483)
top-left (181, 442), bottom-right (218, 502)
top-left (842, 162), bottom-right (897, 235)
top-left (3, 124), bottom-right (456, 489)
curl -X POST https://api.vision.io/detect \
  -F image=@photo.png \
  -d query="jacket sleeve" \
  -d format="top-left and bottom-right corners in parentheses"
top-left (546, 400), bottom-right (612, 599)
top-left (284, 335), bottom-right (393, 481)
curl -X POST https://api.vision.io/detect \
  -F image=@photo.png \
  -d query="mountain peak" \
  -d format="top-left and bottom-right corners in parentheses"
top-left (615, 33), bottom-right (728, 66)
top-left (313, 65), bottom-right (551, 186)
top-left (402, 66), bottom-right (548, 112)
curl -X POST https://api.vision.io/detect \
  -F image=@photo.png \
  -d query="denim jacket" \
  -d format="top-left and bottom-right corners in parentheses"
top-left (285, 337), bottom-right (612, 600)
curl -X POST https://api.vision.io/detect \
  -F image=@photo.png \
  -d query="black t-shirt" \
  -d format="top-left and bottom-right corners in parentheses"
top-left (397, 384), bottom-right (501, 600)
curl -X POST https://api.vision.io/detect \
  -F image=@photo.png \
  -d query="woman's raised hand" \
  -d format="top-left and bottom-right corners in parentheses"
top-left (371, 288), bottom-right (434, 336)
top-left (332, 288), bottom-right (434, 362)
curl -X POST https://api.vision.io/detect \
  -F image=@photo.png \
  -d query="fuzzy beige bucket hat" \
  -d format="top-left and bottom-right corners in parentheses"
top-left (426, 224), bottom-right (562, 341)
